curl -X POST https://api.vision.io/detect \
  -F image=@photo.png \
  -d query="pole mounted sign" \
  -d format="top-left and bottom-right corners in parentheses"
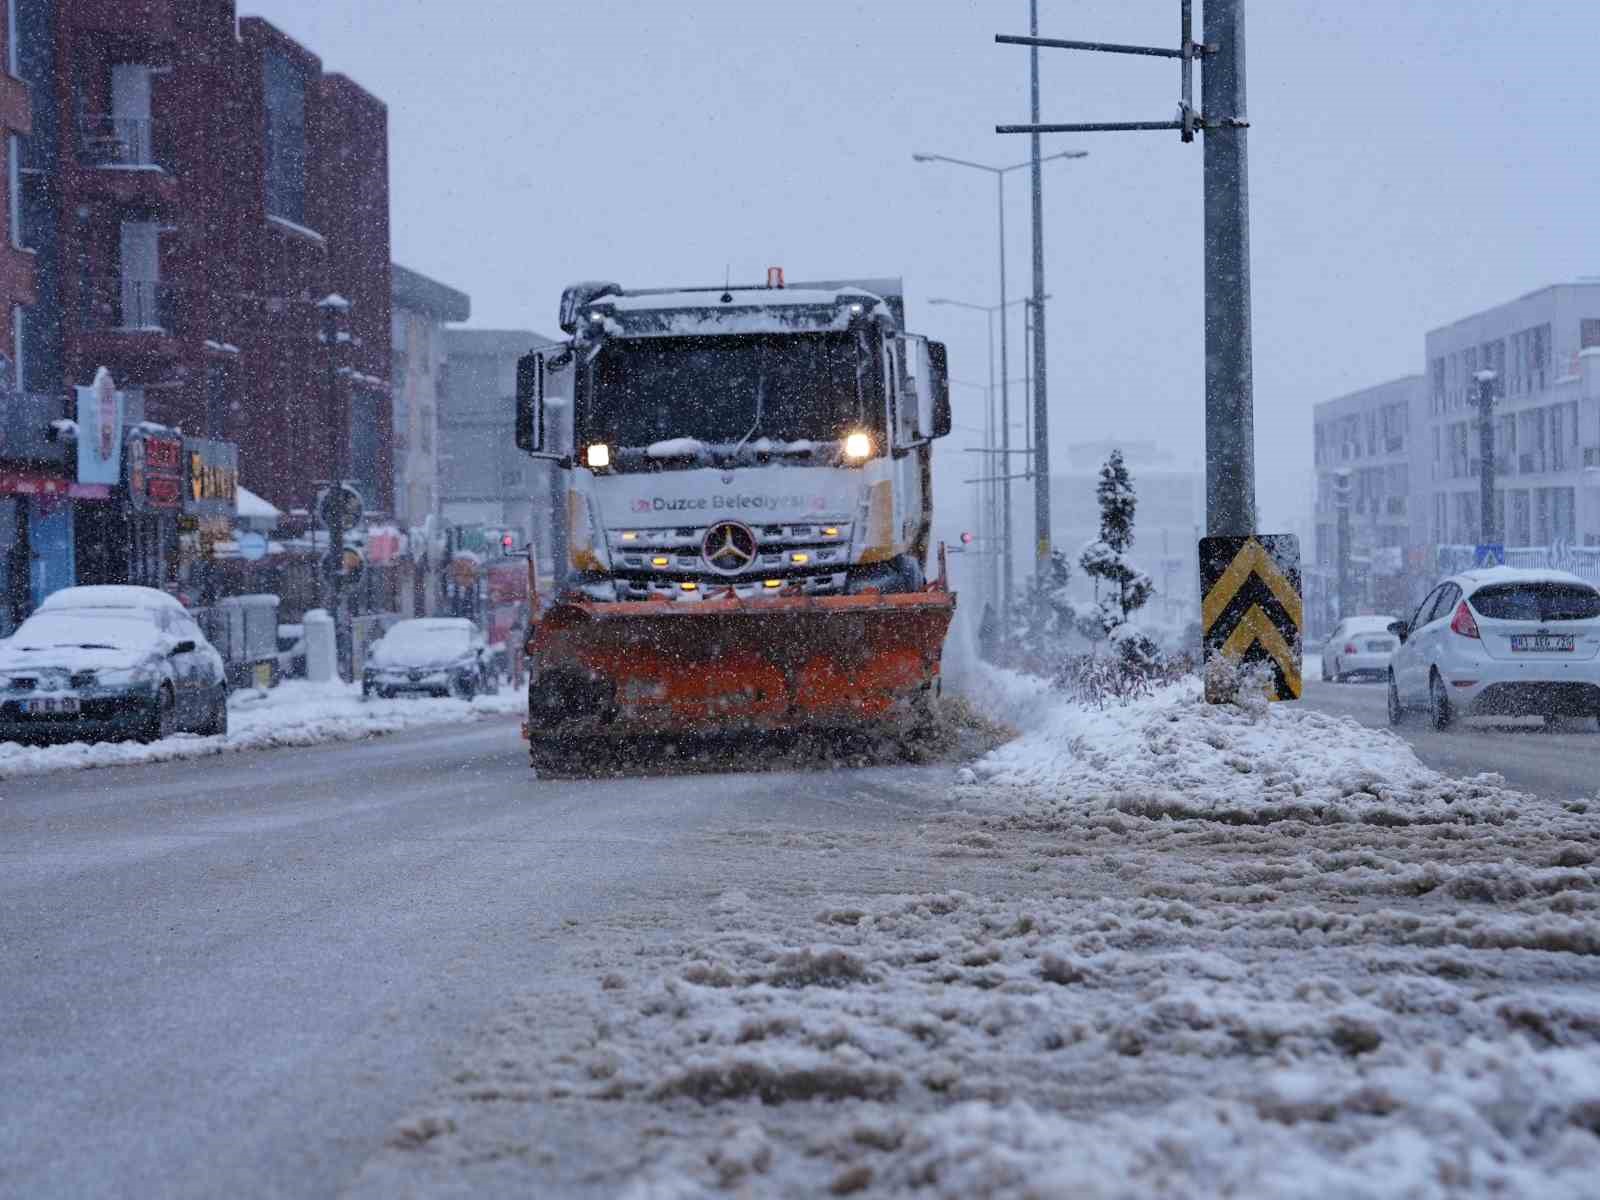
top-left (317, 483), bottom-right (364, 530)
top-left (1199, 533), bottom-right (1302, 702)
top-left (75, 368), bottom-right (125, 486)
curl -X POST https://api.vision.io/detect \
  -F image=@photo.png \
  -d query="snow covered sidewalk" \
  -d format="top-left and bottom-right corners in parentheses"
top-left (0, 679), bottom-right (522, 781)
top-left (350, 676), bottom-right (1600, 1198)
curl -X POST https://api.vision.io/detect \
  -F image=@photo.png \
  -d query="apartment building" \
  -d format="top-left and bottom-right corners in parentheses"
top-left (1423, 281), bottom-right (1600, 550)
top-left (14, 0), bottom-right (392, 515)
top-left (1309, 375), bottom-right (1426, 623)
top-left (438, 329), bottom-right (558, 539)
top-left (390, 263), bottom-right (469, 530)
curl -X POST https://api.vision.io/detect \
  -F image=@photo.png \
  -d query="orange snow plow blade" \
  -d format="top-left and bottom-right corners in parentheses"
top-left (524, 589), bottom-right (955, 740)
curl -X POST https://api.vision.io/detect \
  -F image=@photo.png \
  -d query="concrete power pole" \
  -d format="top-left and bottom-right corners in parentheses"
top-left (1028, 0), bottom-right (1052, 571)
top-left (1475, 369), bottom-right (1498, 546)
top-left (319, 293), bottom-right (352, 681)
top-left (1202, 0), bottom-right (1255, 536)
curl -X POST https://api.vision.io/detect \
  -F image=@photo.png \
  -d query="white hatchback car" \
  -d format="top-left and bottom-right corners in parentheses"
top-left (1321, 615), bottom-right (1401, 682)
top-left (1387, 567), bottom-right (1600, 730)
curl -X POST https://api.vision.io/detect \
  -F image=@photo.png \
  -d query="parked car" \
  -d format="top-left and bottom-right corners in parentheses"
top-left (0, 585), bottom-right (228, 744)
top-left (362, 618), bottom-right (492, 700)
top-left (1387, 567), bottom-right (1600, 730)
top-left (1320, 615), bottom-right (1401, 682)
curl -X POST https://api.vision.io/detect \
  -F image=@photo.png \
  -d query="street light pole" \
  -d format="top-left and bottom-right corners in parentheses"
top-left (319, 292), bottom-right (353, 681)
top-left (914, 149), bottom-right (1086, 627)
top-left (1475, 369), bottom-right (1498, 546)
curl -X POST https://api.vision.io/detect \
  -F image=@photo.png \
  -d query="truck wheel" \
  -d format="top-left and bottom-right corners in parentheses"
top-left (528, 736), bottom-right (567, 774)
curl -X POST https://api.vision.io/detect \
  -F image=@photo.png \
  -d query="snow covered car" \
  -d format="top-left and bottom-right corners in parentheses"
top-left (1320, 615), bottom-right (1401, 682)
top-left (0, 586), bottom-right (228, 744)
top-left (362, 618), bottom-right (492, 699)
top-left (1387, 567), bottom-right (1600, 730)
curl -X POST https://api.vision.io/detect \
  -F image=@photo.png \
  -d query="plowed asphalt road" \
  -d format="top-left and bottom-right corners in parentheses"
top-left (1301, 676), bottom-right (1598, 803)
top-left (0, 719), bottom-right (954, 1199)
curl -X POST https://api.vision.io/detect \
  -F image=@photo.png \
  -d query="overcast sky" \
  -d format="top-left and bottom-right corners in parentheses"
top-left (248, 0), bottom-right (1600, 540)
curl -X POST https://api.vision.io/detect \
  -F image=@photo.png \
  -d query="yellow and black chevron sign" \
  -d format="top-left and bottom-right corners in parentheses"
top-left (1199, 534), bottom-right (1303, 702)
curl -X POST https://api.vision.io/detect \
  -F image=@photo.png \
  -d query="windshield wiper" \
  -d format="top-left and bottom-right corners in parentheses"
top-left (728, 371), bottom-right (767, 459)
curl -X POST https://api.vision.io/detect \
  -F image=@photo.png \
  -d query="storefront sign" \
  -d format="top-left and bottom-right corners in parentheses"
top-left (76, 372), bottom-right (125, 485)
top-left (0, 470), bottom-right (111, 499)
top-left (126, 429), bottom-right (184, 512)
top-left (183, 437), bottom-right (239, 519)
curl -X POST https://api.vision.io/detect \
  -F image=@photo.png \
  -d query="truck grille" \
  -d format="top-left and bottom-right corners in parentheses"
top-left (608, 521), bottom-right (853, 598)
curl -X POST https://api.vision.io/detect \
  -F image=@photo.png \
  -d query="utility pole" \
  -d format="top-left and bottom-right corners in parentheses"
top-left (319, 293), bottom-right (352, 681)
top-left (1029, 0), bottom-right (1053, 570)
top-left (996, 171), bottom-right (1013, 621)
top-left (1201, 0), bottom-right (1254, 536)
top-left (1475, 369), bottom-right (1498, 545)
top-left (995, 0), bottom-right (1259, 537)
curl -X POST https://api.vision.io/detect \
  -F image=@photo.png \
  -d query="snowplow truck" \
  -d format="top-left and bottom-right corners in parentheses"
top-left (513, 274), bottom-right (955, 761)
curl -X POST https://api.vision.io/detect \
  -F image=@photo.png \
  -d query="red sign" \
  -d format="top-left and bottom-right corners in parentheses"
top-left (145, 436), bottom-right (182, 472)
top-left (0, 471), bottom-right (112, 499)
top-left (147, 475), bottom-right (183, 507)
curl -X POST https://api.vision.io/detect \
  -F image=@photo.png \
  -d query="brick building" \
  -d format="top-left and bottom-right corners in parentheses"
top-left (14, 0), bottom-right (391, 517)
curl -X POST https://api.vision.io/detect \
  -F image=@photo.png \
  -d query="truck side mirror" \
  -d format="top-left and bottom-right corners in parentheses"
top-left (515, 352), bottom-right (545, 452)
top-left (928, 341), bottom-right (951, 438)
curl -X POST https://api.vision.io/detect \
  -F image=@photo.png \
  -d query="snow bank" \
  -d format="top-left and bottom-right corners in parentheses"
top-left (965, 675), bottom-right (1527, 826)
top-left (0, 680), bottom-right (521, 781)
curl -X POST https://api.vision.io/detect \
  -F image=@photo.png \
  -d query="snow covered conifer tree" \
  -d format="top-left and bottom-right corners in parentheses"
top-left (1078, 449), bottom-right (1154, 640)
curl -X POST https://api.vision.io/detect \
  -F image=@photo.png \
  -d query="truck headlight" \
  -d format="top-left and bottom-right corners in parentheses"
top-left (843, 431), bottom-right (873, 461)
top-left (585, 443), bottom-right (612, 469)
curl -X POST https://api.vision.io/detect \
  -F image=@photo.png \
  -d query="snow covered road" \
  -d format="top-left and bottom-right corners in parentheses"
top-left (0, 716), bottom-right (968, 1199)
top-left (1303, 676), bottom-right (1600, 805)
top-left (347, 678), bottom-right (1600, 1198)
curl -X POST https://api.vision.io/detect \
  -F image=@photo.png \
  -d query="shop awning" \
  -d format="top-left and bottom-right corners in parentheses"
top-left (235, 486), bottom-right (281, 532)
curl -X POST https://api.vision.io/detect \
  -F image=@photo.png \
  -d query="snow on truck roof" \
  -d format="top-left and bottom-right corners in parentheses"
top-left (604, 286), bottom-right (883, 312)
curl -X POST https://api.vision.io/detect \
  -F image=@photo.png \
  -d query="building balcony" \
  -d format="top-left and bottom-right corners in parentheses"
top-left (76, 115), bottom-right (172, 171)
top-left (75, 277), bottom-right (184, 360)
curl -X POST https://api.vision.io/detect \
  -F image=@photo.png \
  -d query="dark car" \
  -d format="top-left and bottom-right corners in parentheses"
top-left (0, 586), bottom-right (229, 744)
top-left (362, 618), bottom-right (492, 700)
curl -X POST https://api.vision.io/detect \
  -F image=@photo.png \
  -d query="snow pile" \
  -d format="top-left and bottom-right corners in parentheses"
top-left (0, 680), bottom-right (522, 780)
top-left (965, 675), bottom-right (1524, 826)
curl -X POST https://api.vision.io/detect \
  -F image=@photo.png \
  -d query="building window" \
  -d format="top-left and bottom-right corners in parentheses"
top-left (1581, 319), bottom-right (1600, 351)
top-left (1430, 357), bottom-right (1445, 412)
top-left (263, 49), bottom-right (307, 225)
top-left (1550, 405), bottom-right (1565, 472)
top-left (419, 404), bottom-right (433, 454)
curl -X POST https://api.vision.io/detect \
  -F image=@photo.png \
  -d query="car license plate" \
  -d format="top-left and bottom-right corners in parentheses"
top-left (1365, 640), bottom-right (1391, 652)
top-left (1509, 634), bottom-right (1574, 653)
top-left (22, 696), bottom-right (80, 715)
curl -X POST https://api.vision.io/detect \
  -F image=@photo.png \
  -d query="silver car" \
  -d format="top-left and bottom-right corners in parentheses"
top-left (0, 586), bottom-right (229, 744)
top-left (362, 618), bottom-right (492, 700)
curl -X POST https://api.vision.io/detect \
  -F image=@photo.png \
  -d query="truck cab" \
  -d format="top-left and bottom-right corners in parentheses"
top-left (515, 276), bottom-right (951, 603)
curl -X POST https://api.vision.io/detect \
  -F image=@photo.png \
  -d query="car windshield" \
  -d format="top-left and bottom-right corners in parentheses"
top-left (374, 624), bottom-right (471, 663)
top-left (8, 611), bottom-right (162, 651)
top-left (1469, 582), bottom-right (1600, 622)
top-left (584, 333), bottom-right (868, 449)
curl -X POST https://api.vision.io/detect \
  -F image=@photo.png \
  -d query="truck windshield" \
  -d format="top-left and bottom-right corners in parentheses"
top-left (583, 333), bottom-right (872, 449)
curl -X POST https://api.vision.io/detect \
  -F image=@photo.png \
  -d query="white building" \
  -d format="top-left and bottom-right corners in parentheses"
top-left (1423, 281), bottom-right (1600, 552)
top-left (390, 264), bottom-right (470, 529)
top-left (1310, 375), bottom-right (1426, 629)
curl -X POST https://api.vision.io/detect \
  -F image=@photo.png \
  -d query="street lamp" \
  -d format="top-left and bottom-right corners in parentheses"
top-left (928, 294), bottom-right (1045, 619)
top-left (317, 292), bottom-right (353, 680)
top-left (913, 149), bottom-right (1085, 622)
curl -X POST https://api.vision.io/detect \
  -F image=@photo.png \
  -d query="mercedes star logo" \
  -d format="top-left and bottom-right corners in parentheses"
top-left (701, 521), bottom-right (758, 576)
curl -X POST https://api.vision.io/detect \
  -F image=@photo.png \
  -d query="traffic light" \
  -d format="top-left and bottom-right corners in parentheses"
top-left (960, 531), bottom-right (974, 545)
top-left (501, 533), bottom-right (515, 554)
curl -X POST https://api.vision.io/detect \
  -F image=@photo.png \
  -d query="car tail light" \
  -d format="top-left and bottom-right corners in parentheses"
top-left (1449, 601), bottom-right (1480, 639)
top-left (1343, 643), bottom-right (1358, 655)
